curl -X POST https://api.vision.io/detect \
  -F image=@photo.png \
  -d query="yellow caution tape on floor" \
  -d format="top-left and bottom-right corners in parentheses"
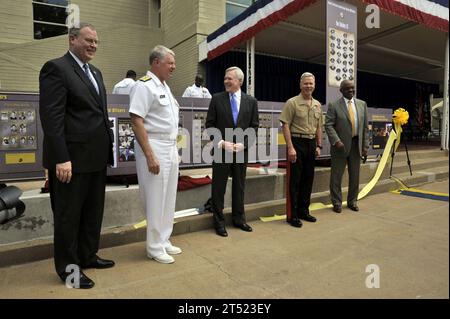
top-left (309, 202), bottom-right (333, 210)
top-left (134, 220), bottom-right (147, 229)
top-left (390, 173), bottom-right (448, 197)
top-left (390, 175), bottom-right (409, 189)
top-left (133, 219), bottom-right (177, 229)
top-left (391, 188), bottom-right (449, 197)
top-left (259, 214), bottom-right (286, 222)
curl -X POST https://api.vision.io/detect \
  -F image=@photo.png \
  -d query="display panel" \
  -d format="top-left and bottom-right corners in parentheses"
top-left (0, 94), bottom-right (392, 180)
top-left (328, 27), bottom-right (355, 87)
top-left (0, 93), bottom-right (44, 181)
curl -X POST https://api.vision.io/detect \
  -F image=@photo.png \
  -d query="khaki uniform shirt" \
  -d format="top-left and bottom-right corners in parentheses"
top-left (279, 94), bottom-right (322, 135)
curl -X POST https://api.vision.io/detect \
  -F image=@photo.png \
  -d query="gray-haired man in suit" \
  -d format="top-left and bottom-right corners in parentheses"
top-left (325, 80), bottom-right (369, 213)
top-left (39, 22), bottom-right (115, 289)
top-left (205, 66), bottom-right (259, 237)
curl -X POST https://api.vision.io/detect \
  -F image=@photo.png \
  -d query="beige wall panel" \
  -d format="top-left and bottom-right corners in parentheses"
top-left (0, 0), bottom-right (229, 92)
top-left (94, 25), bottom-right (164, 92)
top-left (197, 0), bottom-right (225, 35)
top-left (0, 0), bottom-right (149, 47)
top-left (169, 35), bottom-right (200, 97)
top-left (162, 0), bottom-right (198, 47)
top-left (0, 0), bottom-right (33, 44)
top-left (0, 24), bottom-right (163, 92)
top-left (71, 0), bottom-right (149, 28)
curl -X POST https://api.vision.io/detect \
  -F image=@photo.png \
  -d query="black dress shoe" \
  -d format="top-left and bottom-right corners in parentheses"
top-left (288, 218), bottom-right (303, 228)
top-left (215, 227), bottom-right (228, 237)
top-left (60, 270), bottom-right (95, 289)
top-left (233, 222), bottom-right (253, 232)
top-left (333, 205), bottom-right (342, 213)
top-left (300, 214), bottom-right (317, 222)
top-left (348, 204), bottom-right (359, 211)
top-left (81, 256), bottom-right (115, 269)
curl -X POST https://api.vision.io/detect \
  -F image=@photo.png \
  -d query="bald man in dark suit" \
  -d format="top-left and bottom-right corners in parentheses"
top-left (325, 80), bottom-right (369, 213)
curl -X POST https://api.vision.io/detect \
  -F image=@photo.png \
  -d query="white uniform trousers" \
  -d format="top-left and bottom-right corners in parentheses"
top-left (135, 139), bottom-right (179, 257)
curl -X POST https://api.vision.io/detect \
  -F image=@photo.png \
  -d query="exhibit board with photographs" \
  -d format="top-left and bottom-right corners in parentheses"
top-left (118, 118), bottom-right (136, 163)
top-left (368, 108), bottom-right (393, 153)
top-left (0, 94), bottom-right (393, 181)
top-left (0, 93), bottom-right (44, 181)
top-left (109, 117), bottom-right (118, 168)
top-left (106, 94), bottom-right (135, 176)
top-left (1, 107), bottom-right (37, 151)
top-left (328, 27), bottom-right (355, 87)
top-left (326, 0), bottom-right (357, 105)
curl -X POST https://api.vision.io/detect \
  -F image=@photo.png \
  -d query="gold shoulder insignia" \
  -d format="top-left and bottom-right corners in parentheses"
top-left (139, 75), bottom-right (151, 82)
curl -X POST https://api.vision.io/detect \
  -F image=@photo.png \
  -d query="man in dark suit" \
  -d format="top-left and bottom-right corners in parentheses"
top-left (325, 80), bottom-right (369, 213)
top-left (205, 66), bottom-right (259, 237)
top-left (39, 23), bottom-right (115, 289)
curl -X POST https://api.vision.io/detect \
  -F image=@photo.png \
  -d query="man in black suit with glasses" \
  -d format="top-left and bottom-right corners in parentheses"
top-left (39, 22), bottom-right (115, 289)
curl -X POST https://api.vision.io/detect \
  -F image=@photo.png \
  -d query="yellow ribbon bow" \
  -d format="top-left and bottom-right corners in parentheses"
top-left (392, 108), bottom-right (409, 151)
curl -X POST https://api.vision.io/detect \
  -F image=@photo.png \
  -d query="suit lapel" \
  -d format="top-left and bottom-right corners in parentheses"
top-left (237, 93), bottom-right (247, 127)
top-left (223, 92), bottom-right (234, 127)
top-left (67, 54), bottom-right (103, 106)
top-left (340, 97), bottom-right (352, 126)
top-left (90, 66), bottom-right (105, 105)
top-left (355, 99), bottom-right (363, 134)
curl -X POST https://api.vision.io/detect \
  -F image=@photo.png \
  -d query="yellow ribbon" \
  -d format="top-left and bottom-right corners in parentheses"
top-left (262, 108), bottom-right (411, 222)
top-left (392, 108), bottom-right (409, 152)
top-left (357, 130), bottom-right (397, 200)
top-left (260, 131), bottom-right (398, 222)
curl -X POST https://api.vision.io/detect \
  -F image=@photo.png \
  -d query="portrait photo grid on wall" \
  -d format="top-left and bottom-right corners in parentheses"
top-left (118, 118), bottom-right (136, 162)
top-left (328, 27), bottom-right (355, 87)
top-left (0, 109), bottom-right (37, 151)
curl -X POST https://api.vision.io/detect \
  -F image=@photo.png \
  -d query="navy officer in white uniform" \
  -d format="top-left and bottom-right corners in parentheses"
top-left (129, 45), bottom-right (181, 264)
top-left (182, 74), bottom-right (212, 98)
top-left (112, 70), bottom-right (136, 95)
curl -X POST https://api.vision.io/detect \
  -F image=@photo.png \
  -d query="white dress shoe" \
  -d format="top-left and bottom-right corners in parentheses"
top-left (148, 253), bottom-right (175, 264)
top-left (165, 245), bottom-right (182, 255)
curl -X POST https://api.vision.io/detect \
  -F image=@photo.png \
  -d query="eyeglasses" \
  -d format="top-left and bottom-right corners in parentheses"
top-left (84, 38), bottom-right (99, 45)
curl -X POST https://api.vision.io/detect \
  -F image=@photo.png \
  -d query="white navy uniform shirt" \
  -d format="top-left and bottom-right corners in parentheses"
top-left (129, 71), bottom-right (179, 138)
top-left (182, 84), bottom-right (212, 98)
top-left (112, 78), bottom-right (136, 95)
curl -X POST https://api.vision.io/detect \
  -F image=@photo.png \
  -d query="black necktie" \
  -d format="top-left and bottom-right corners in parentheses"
top-left (83, 64), bottom-right (99, 95)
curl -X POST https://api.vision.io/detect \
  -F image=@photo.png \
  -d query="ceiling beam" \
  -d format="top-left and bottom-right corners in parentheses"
top-left (274, 21), bottom-right (325, 37)
top-left (358, 21), bottom-right (417, 45)
top-left (363, 43), bottom-right (444, 67)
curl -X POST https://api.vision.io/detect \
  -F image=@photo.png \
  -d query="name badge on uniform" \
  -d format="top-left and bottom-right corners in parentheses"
top-left (159, 94), bottom-right (170, 106)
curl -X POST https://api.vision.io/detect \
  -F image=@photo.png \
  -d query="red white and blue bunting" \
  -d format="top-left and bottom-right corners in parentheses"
top-left (362, 0), bottom-right (448, 32)
top-left (207, 0), bottom-right (319, 60)
top-left (207, 0), bottom-right (449, 61)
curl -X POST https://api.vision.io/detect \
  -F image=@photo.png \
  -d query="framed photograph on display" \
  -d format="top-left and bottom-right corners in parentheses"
top-left (328, 27), bottom-right (355, 87)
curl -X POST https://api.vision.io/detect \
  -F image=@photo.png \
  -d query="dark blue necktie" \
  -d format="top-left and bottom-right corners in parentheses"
top-left (83, 64), bottom-right (99, 95)
top-left (230, 93), bottom-right (238, 125)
